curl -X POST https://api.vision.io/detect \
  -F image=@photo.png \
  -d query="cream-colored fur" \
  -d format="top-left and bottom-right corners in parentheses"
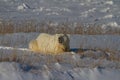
top-left (29, 33), bottom-right (70, 55)
top-left (29, 40), bottom-right (39, 52)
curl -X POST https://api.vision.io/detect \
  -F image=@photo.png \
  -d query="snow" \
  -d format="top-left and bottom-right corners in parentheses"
top-left (0, 0), bottom-right (120, 79)
top-left (0, 33), bottom-right (120, 80)
top-left (0, 62), bottom-right (120, 80)
top-left (0, 46), bottom-right (30, 51)
top-left (0, 0), bottom-right (120, 27)
top-left (0, 33), bottom-right (120, 51)
top-left (54, 62), bottom-right (62, 70)
top-left (100, 7), bottom-right (110, 13)
top-left (102, 14), bottom-right (113, 19)
top-left (106, 22), bottom-right (118, 27)
top-left (104, 1), bottom-right (114, 5)
top-left (17, 3), bottom-right (29, 11)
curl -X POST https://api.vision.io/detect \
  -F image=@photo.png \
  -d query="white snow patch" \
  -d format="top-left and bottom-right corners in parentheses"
top-left (80, 8), bottom-right (96, 17)
top-left (80, 13), bottom-right (88, 17)
top-left (106, 22), bottom-right (118, 27)
top-left (88, 8), bottom-right (96, 12)
top-left (54, 63), bottom-right (62, 70)
top-left (60, 8), bottom-right (71, 12)
top-left (33, 7), bottom-right (44, 12)
top-left (100, 7), bottom-right (110, 12)
top-left (17, 5), bottom-right (25, 11)
top-left (0, 46), bottom-right (30, 51)
top-left (105, 1), bottom-right (114, 5)
top-left (82, 8), bottom-right (96, 14)
top-left (101, 21), bottom-right (119, 29)
top-left (17, 3), bottom-right (29, 11)
top-left (49, 22), bottom-right (59, 26)
top-left (79, 3), bottom-right (85, 6)
top-left (70, 52), bottom-right (76, 55)
top-left (102, 14), bottom-right (113, 19)
top-left (71, 54), bottom-right (77, 60)
top-left (46, 12), bottom-right (59, 15)
top-left (42, 65), bottom-right (53, 80)
top-left (45, 8), bottom-right (51, 12)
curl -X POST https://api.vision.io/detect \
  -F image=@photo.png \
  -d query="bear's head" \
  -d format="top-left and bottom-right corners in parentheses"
top-left (58, 34), bottom-right (70, 51)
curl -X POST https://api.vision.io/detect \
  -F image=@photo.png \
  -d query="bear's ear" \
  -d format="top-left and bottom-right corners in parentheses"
top-left (63, 34), bottom-right (70, 38)
top-left (63, 34), bottom-right (70, 41)
top-left (66, 34), bottom-right (70, 38)
top-left (58, 36), bottom-right (64, 44)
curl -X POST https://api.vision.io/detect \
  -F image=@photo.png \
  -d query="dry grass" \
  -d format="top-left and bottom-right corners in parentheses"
top-left (0, 20), bottom-right (120, 35)
top-left (0, 48), bottom-right (120, 69)
top-left (78, 48), bottom-right (120, 61)
top-left (0, 20), bottom-right (120, 69)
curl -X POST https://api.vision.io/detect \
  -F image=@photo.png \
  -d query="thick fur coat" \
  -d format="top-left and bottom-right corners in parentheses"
top-left (29, 33), bottom-right (70, 54)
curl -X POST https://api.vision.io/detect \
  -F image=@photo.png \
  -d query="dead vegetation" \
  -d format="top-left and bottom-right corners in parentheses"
top-left (0, 48), bottom-right (120, 69)
top-left (0, 20), bottom-right (120, 69)
top-left (73, 47), bottom-right (120, 62)
top-left (0, 20), bottom-right (120, 35)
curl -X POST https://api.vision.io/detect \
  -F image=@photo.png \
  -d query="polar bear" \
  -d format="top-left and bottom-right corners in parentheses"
top-left (29, 33), bottom-right (70, 54)
top-left (29, 40), bottom-right (39, 52)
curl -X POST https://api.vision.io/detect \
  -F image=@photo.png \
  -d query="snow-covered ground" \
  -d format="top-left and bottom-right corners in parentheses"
top-left (0, 62), bottom-right (120, 80)
top-left (0, 33), bottom-right (120, 80)
top-left (0, 0), bottom-right (120, 80)
top-left (0, 0), bottom-right (120, 27)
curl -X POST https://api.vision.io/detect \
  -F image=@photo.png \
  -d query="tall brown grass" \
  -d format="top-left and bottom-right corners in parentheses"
top-left (0, 20), bottom-right (120, 35)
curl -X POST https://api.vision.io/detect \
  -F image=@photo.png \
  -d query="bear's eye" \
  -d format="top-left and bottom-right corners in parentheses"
top-left (58, 36), bottom-right (64, 44)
